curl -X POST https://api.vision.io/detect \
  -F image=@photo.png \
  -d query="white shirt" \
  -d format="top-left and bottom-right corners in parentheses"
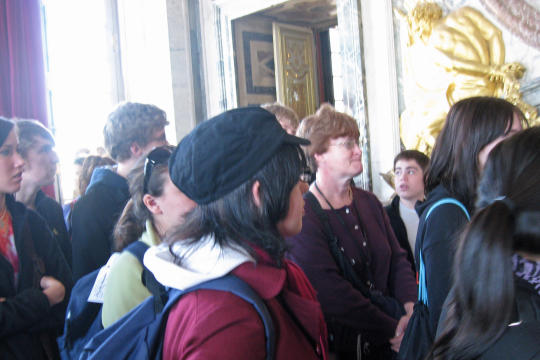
top-left (399, 202), bottom-right (419, 260)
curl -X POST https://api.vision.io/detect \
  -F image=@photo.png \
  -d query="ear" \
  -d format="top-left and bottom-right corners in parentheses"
top-left (143, 194), bottom-right (162, 215)
top-left (130, 142), bottom-right (143, 158)
top-left (313, 152), bottom-right (325, 168)
top-left (251, 180), bottom-right (262, 208)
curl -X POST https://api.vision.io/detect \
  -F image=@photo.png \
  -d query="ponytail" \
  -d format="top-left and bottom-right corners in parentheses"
top-left (113, 199), bottom-right (146, 251)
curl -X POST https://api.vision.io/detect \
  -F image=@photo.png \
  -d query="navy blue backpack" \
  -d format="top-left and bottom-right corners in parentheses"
top-left (80, 274), bottom-right (276, 360)
top-left (58, 241), bottom-right (150, 360)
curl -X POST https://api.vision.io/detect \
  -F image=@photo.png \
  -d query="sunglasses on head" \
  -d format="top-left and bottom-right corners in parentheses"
top-left (143, 146), bottom-right (173, 193)
top-left (300, 167), bottom-right (314, 183)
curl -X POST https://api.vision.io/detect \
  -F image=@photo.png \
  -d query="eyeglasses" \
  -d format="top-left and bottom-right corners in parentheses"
top-left (143, 146), bottom-right (173, 193)
top-left (300, 167), bottom-right (314, 183)
top-left (329, 138), bottom-right (362, 150)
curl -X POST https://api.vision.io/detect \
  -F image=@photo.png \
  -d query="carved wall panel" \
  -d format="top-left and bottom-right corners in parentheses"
top-left (273, 22), bottom-right (317, 120)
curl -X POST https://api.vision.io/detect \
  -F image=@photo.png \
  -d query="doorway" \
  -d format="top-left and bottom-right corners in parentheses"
top-left (231, 0), bottom-right (339, 120)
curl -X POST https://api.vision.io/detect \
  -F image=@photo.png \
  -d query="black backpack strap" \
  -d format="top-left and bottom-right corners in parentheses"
top-left (304, 191), bottom-right (370, 298)
top-left (124, 241), bottom-right (149, 263)
top-left (144, 269), bottom-right (168, 313)
top-left (124, 241), bottom-right (167, 312)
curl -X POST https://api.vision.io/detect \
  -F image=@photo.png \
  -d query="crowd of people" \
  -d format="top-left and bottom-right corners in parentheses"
top-left (0, 96), bottom-right (539, 359)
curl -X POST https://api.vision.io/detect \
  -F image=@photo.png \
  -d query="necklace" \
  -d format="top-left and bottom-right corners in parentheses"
top-left (314, 182), bottom-right (352, 209)
top-left (0, 206), bottom-right (10, 240)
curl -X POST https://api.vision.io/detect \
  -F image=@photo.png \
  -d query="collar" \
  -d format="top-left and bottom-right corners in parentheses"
top-left (141, 220), bottom-right (161, 246)
top-left (144, 235), bottom-right (255, 290)
top-left (513, 253), bottom-right (540, 295)
top-left (232, 260), bottom-right (286, 300)
top-left (86, 166), bottom-right (128, 195)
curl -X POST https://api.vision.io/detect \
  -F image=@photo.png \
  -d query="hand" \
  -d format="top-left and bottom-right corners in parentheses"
top-left (404, 301), bottom-right (414, 316)
top-left (40, 276), bottom-right (65, 306)
top-left (390, 305), bottom-right (413, 353)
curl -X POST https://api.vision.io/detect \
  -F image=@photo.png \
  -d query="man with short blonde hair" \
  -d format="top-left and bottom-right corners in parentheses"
top-left (71, 102), bottom-right (169, 280)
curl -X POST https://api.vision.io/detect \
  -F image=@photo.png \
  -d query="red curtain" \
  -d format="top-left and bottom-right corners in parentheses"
top-left (0, 0), bottom-right (54, 197)
top-left (0, 0), bottom-right (48, 126)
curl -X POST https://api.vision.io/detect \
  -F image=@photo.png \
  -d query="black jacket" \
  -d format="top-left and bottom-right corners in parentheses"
top-left (0, 195), bottom-right (73, 359)
top-left (479, 278), bottom-right (540, 359)
top-left (35, 190), bottom-right (71, 269)
top-left (385, 196), bottom-right (416, 274)
top-left (71, 167), bottom-right (129, 280)
top-left (412, 185), bottom-right (471, 336)
top-left (435, 277), bottom-right (540, 359)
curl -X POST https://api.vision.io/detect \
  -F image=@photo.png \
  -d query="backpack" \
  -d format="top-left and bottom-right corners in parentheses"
top-left (399, 198), bottom-right (470, 360)
top-left (58, 241), bottom-right (150, 360)
top-left (80, 274), bottom-right (276, 360)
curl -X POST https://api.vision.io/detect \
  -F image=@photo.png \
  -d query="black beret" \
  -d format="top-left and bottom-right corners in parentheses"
top-left (169, 107), bottom-right (309, 204)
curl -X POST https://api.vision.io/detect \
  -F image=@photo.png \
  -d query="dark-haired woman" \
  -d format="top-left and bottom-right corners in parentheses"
top-left (400, 97), bottom-right (525, 359)
top-left (429, 126), bottom-right (540, 359)
top-left (101, 146), bottom-right (196, 327)
top-left (287, 104), bottom-right (417, 359)
top-left (144, 107), bottom-right (328, 359)
top-left (0, 118), bottom-right (72, 359)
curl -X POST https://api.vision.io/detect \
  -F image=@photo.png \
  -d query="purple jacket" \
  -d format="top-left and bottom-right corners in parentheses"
top-left (286, 187), bottom-right (417, 343)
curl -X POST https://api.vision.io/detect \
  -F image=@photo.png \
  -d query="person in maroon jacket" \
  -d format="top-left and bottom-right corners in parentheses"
top-left (143, 107), bottom-right (329, 359)
top-left (286, 104), bottom-right (417, 359)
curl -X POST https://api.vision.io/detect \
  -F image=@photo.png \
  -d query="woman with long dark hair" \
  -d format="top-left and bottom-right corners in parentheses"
top-left (429, 126), bottom-right (540, 359)
top-left (143, 107), bottom-right (328, 359)
top-left (101, 145), bottom-right (195, 327)
top-left (0, 117), bottom-right (72, 359)
top-left (399, 97), bottom-right (525, 359)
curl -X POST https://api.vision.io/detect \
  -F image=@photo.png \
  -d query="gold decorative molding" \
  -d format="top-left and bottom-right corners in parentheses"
top-left (396, 2), bottom-right (537, 154)
top-left (272, 22), bottom-right (317, 120)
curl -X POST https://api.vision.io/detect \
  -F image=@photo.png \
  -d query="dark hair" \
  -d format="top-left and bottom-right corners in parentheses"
top-left (0, 117), bottom-right (14, 147)
top-left (78, 156), bottom-right (116, 196)
top-left (104, 102), bottom-right (168, 162)
top-left (429, 127), bottom-right (540, 360)
top-left (393, 149), bottom-right (429, 171)
top-left (13, 119), bottom-right (55, 158)
top-left (113, 152), bottom-right (170, 251)
top-left (426, 97), bottom-right (524, 209)
top-left (165, 143), bottom-right (304, 264)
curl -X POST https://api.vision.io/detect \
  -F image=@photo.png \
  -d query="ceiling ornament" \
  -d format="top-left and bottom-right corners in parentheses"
top-left (480, 0), bottom-right (540, 50)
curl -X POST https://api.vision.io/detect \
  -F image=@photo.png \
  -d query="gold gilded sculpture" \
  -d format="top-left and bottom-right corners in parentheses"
top-left (397, 2), bottom-right (538, 154)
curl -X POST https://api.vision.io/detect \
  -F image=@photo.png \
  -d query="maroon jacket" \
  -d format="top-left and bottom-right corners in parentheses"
top-left (286, 187), bottom-right (417, 343)
top-left (163, 253), bottom-right (328, 360)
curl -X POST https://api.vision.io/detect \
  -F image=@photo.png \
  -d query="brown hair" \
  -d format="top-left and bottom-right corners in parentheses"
top-left (14, 119), bottom-right (55, 158)
top-left (113, 153), bottom-right (170, 251)
top-left (261, 103), bottom-right (300, 131)
top-left (104, 102), bottom-right (169, 162)
top-left (296, 103), bottom-right (360, 171)
top-left (78, 155), bottom-right (116, 195)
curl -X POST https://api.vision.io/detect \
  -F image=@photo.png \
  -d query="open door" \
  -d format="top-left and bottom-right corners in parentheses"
top-left (272, 22), bottom-right (318, 120)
